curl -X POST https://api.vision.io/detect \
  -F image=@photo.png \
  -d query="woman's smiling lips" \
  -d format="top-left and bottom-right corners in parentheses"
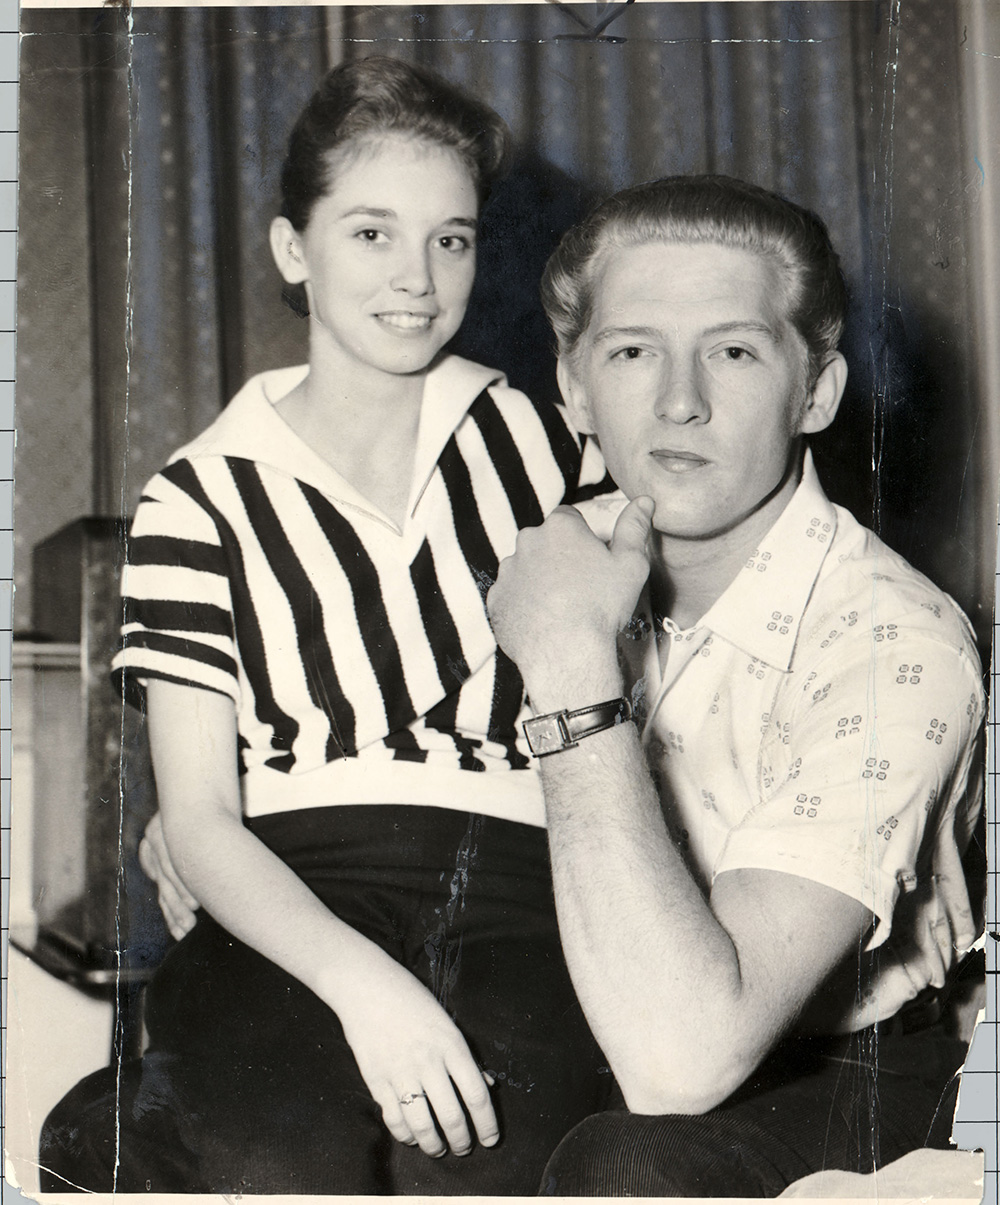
top-left (650, 449), bottom-right (710, 473)
top-left (375, 310), bottom-right (437, 332)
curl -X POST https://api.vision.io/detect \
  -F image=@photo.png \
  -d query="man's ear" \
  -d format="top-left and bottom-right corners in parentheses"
top-left (270, 217), bottom-right (309, 285)
top-left (799, 351), bottom-right (847, 436)
top-left (556, 357), bottom-right (596, 436)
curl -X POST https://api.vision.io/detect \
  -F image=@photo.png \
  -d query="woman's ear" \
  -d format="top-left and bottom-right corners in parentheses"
top-left (270, 217), bottom-right (309, 285)
top-left (800, 351), bottom-right (848, 436)
top-left (557, 357), bottom-right (596, 436)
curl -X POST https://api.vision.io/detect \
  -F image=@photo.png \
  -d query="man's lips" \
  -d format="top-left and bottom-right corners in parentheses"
top-left (374, 311), bottom-right (437, 331)
top-left (649, 449), bottom-right (709, 472)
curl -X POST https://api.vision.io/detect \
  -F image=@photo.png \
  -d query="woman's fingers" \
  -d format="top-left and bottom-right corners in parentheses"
top-left (446, 1059), bottom-right (499, 1149)
top-left (378, 1094), bottom-right (420, 1149)
top-left (919, 913), bottom-right (951, 990)
top-left (392, 1091), bottom-right (448, 1158)
top-left (378, 1066), bottom-right (498, 1159)
top-left (422, 1072), bottom-right (479, 1157)
top-left (934, 836), bottom-right (977, 952)
top-left (139, 814), bottom-right (200, 939)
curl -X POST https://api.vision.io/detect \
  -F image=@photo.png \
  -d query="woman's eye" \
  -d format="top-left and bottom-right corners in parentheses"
top-left (356, 229), bottom-right (388, 244)
top-left (437, 234), bottom-right (472, 252)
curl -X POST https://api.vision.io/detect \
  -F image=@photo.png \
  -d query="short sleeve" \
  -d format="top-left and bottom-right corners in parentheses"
top-left (715, 617), bottom-right (984, 947)
top-left (111, 462), bottom-right (241, 709)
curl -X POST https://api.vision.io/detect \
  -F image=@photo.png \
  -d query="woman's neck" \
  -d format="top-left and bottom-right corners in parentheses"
top-left (275, 336), bottom-right (429, 529)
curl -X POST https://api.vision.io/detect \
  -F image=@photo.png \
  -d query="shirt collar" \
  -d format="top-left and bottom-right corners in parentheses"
top-left (169, 355), bottom-right (505, 524)
top-left (576, 450), bottom-right (838, 673)
top-left (696, 449), bottom-right (838, 670)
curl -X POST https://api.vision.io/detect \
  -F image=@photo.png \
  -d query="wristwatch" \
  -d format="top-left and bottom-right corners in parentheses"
top-left (522, 697), bottom-right (633, 757)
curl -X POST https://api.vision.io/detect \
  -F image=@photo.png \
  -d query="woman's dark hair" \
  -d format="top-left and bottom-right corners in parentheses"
top-left (541, 175), bottom-right (847, 386)
top-left (280, 56), bottom-right (512, 233)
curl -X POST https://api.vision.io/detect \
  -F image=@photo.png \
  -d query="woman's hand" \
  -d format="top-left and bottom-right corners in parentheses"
top-left (139, 812), bottom-right (200, 940)
top-left (333, 948), bottom-right (498, 1159)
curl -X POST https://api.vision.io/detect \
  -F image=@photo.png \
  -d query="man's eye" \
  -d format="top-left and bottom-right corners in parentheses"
top-left (611, 346), bottom-right (648, 361)
top-left (722, 346), bottom-right (753, 362)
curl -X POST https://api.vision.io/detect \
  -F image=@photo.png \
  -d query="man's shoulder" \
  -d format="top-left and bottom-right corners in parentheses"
top-left (803, 504), bottom-right (979, 664)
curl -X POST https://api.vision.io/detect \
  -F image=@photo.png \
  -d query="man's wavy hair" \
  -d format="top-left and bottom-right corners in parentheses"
top-left (279, 56), bottom-right (511, 316)
top-left (541, 175), bottom-right (847, 386)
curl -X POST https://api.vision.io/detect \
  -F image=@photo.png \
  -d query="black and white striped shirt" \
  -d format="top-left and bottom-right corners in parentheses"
top-left (113, 356), bottom-right (609, 824)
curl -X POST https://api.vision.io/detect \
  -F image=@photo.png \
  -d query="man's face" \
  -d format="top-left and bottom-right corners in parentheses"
top-left (561, 240), bottom-right (842, 546)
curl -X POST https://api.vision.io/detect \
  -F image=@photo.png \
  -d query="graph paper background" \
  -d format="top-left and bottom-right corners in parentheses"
top-left (1, 0), bottom-right (17, 1196)
top-left (0, 1), bottom-right (996, 1199)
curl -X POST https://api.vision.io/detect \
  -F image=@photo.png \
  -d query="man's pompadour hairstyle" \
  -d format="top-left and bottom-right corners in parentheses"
top-left (541, 174), bottom-right (847, 384)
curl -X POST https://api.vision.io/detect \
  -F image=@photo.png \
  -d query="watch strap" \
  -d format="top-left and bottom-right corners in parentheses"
top-left (522, 697), bottom-right (633, 757)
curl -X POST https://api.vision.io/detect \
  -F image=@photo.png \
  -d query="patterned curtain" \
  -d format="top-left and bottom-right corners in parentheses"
top-left (16, 2), bottom-right (998, 657)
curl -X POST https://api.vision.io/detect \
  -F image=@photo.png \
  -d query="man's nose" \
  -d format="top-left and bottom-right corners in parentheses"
top-left (653, 363), bottom-right (711, 424)
top-left (390, 245), bottom-right (435, 296)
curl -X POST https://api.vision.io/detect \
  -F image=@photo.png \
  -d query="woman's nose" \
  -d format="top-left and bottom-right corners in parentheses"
top-left (653, 364), bottom-right (711, 424)
top-left (390, 246), bottom-right (434, 296)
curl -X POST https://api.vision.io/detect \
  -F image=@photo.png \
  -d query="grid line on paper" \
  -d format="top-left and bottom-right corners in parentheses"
top-left (0, 1), bottom-right (13, 1195)
top-left (950, 521), bottom-right (1000, 1199)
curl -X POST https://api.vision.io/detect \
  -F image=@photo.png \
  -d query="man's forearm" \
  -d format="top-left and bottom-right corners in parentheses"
top-left (488, 502), bottom-right (869, 1112)
top-left (536, 718), bottom-right (756, 1113)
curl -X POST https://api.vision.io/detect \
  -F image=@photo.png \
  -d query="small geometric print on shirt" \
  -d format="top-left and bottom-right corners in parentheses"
top-left (767, 611), bottom-right (794, 635)
top-left (805, 517), bottom-right (832, 543)
top-left (745, 549), bottom-right (772, 573)
top-left (662, 729), bottom-right (685, 754)
top-left (862, 758), bottom-right (891, 781)
top-left (835, 714), bottom-right (863, 739)
top-left (877, 815), bottom-right (899, 841)
top-left (895, 663), bottom-right (923, 685)
top-left (925, 718), bottom-right (948, 745)
top-left (793, 793), bottom-right (823, 818)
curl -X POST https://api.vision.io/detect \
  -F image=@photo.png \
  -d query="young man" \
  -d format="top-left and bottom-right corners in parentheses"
top-left (486, 175), bottom-right (985, 1197)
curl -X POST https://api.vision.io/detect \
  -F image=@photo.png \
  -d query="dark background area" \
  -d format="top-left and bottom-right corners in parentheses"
top-left (16, 2), bottom-right (1000, 661)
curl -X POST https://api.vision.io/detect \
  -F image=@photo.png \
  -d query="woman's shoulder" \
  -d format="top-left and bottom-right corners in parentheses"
top-left (165, 365), bottom-right (310, 468)
top-left (438, 354), bottom-right (576, 437)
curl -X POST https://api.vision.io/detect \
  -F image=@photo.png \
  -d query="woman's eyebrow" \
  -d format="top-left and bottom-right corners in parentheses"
top-left (338, 205), bottom-right (396, 220)
top-left (337, 206), bottom-right (478, 229)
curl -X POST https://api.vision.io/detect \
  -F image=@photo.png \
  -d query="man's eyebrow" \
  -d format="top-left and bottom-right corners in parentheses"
top-left (592, 325), bottom-right (662, 345)
top-left (702, 320), bottom-right (783, 341)
top-left (338, 206), bottom-right (478, 229)
top-left (591, 320), bottom-right (783, 345)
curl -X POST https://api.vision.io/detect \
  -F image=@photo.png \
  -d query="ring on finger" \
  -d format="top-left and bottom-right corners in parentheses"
top-left (399, 1091), bottom-right (428, 1106)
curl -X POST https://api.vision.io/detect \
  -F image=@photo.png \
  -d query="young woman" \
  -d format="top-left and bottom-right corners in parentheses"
top-left (40, 57), bottom-right (609, 1196)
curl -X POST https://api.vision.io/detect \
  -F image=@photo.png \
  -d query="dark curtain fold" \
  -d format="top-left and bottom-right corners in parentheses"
top-left (16, 2), bottom-right (998, 658)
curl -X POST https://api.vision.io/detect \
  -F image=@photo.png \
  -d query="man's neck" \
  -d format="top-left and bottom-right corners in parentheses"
top-left (649, 454), bottom-right (804, 631)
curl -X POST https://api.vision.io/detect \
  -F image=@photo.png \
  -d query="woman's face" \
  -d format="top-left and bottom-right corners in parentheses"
top-left (283, 134), bottom-right (479, 379)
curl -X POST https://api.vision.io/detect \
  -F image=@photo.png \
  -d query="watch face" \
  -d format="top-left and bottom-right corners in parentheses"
top-left (523, 713), bottom-right (574, 757)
